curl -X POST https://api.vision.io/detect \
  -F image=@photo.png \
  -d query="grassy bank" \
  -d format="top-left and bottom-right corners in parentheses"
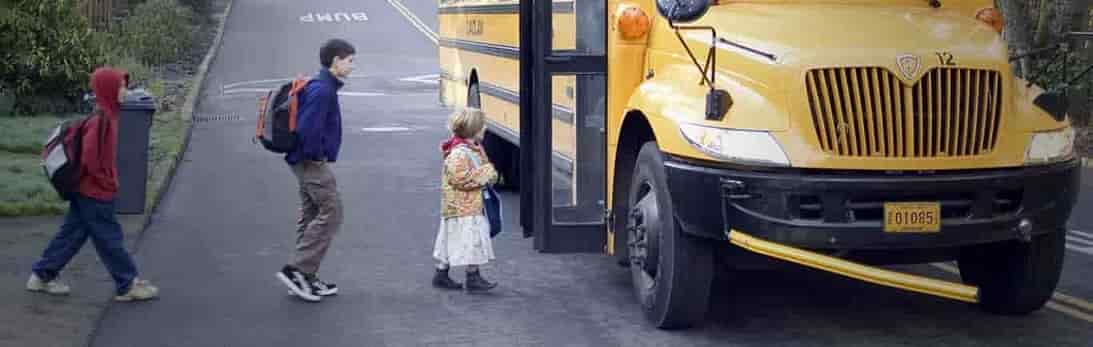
top-left (0, 100), bottom-right (190, 217)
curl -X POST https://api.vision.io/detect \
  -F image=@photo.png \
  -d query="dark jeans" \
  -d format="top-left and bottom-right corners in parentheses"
top-left (32, 195), bottom-right (138, 295)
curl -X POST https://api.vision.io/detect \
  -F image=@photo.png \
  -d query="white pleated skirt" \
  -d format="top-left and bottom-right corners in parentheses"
top-left (433, 215), bottom-right (495, 267)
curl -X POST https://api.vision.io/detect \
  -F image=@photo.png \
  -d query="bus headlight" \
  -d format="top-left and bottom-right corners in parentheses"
top-left (1025, 127), bottom-right (1075, 165)
top-left (679, 123), bottom-right (790, 167)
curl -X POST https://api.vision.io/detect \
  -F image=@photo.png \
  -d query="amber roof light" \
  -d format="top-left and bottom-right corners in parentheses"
top-left (976, 7), bottom-right (1004, 34)
top-left (618, 6), bottom-right (650, 40)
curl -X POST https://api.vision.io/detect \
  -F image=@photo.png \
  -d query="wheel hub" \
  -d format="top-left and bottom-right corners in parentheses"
top-left (628, 181), bottom-right (660, 289)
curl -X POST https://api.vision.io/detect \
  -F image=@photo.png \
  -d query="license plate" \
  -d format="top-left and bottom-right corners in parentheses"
top-left (883, 202), bottom-right (940, 233)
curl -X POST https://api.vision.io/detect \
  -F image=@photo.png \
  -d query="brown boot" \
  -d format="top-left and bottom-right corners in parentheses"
top-left (432, 268), bottom-right (462, 290)
top-left (465, 269), bottom-right (497, 292)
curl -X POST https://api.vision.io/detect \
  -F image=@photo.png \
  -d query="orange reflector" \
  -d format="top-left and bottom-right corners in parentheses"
top-left (618, 6), bottom-right (650, 40)
top-left (976, 8), bottom-right (1004, 34)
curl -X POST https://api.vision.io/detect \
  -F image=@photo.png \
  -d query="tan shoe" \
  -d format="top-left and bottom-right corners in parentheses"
top-left (113, 279), bottom-right (159, 302)
top-left (26, 274), bottom-right (71, 296)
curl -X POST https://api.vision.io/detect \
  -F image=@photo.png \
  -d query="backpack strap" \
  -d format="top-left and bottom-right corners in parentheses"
top-left (287, 77), bottom-right (311, 132)
top-left (254, 90), bottom-right (271, 141)
top-left (466, 147), bottom-right (482, 168)
top-left (94, 109), bottom-right (109, 170)
top-left (459, 145), bottom-right (493, 192)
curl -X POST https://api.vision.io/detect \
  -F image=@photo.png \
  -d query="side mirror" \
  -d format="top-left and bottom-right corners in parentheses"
top-left (1033, 90), bottom-right (1070, 121)
top-left (656, 0), bottom-right (712, 23)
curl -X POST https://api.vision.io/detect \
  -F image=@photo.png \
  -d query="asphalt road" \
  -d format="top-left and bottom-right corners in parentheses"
top-left (90, 1), bottom-right (1093, 346)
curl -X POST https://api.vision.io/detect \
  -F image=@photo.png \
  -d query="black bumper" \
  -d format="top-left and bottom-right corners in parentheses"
top-left (664, 158), bottom-right (1080, 250)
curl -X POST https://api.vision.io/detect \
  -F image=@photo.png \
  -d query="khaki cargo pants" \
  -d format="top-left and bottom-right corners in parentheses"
top-left (289, 160), bottom-right (343, 275)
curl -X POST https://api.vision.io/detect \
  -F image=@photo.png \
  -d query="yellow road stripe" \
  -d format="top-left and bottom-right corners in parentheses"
top-left (387, 0), bottom-right (438, 44)
top-left (930, 263), bottom-right (1093, 324)
top-left (1054, 292), bottom-right (1093, 313)
top-left (1046, 302), bottom-right (1093, 323)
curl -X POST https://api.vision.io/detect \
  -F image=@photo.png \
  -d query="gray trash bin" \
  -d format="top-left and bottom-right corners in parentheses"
top-left (116, 89), bottom-right (156, 214)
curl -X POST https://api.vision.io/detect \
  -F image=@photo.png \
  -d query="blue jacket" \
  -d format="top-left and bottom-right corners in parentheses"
top-left (286, 69), bottom-right (344, 165)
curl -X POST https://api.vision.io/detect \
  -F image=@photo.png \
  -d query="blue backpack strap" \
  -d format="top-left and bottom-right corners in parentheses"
top-left (465, 146), bottom-right (482, 168)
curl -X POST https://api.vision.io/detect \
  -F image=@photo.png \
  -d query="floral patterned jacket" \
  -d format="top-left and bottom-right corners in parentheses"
top-left (441, 144), bottom-right (498, 218)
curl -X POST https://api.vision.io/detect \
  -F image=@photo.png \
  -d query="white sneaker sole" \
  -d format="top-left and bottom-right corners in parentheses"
top-left (26, 286), bottom-right (70, 296)
top-left (288, 287), bottom-right (338, 296)
top-left (275, 272), bottom-right (321, 302)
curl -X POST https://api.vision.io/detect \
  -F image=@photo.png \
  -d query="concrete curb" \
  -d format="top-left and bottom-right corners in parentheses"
top-left (136, 0), bottom-right (233, 240)
top-left (82, 1), bottom-right (234, 345)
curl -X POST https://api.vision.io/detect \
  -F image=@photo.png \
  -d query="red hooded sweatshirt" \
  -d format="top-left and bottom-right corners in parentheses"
top-left (79, 67), bottom-right (125, 202)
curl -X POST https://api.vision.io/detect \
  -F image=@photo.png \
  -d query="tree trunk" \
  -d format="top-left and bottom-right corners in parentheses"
top-left (1051, 0), bottom-right (1086, 40)
top-left (1036, 0), bottom-right (1055, 48)
top-left (1000, 0), bottom-right (1035, 77)
top-left (1059, 0), bottom-right (1093, 126)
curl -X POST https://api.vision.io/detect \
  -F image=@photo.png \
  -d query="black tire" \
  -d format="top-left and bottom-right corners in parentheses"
top-left (957, 229), bottom-right (1066, 315)
top-left (626, 142), bottom-right (714, 329)
top-left (482, 132), bottom-right (519, 191)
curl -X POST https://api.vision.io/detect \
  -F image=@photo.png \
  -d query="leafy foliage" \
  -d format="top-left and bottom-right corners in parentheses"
top-left (0, 0), bottom-right (105, 114)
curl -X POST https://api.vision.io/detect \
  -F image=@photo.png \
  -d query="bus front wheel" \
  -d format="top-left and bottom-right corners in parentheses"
top-left (626, 142), bottom-right (714, 329)
top-left (957, 229), bottom-right (1065, 315)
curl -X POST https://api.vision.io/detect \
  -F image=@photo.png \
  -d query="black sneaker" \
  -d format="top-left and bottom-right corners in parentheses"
top-left (287, 278), bottom-right (338, 297)
top-left (275, 266), bottom-right (320, 302)
top-left (311, 279), bottom-right (338, 296)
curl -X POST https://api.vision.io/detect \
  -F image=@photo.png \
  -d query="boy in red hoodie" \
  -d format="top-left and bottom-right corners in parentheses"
top-left (27, 67), bottom-right (159, 302)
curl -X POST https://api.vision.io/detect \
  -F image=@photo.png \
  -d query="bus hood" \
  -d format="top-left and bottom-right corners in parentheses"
top-left (695, 4), bottom-right (1009, 69)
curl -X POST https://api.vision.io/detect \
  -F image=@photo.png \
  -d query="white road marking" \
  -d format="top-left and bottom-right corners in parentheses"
top-left (361, 127), bottom-right (413, 132)
top-left (221, 88), bottom-right (275, 95)
top-left (221, 74), bottom-right (373, 91)
top-left (220, 88), bottom-right (386, 97)
top-left (399, 73), bottom-right (440, 85)
top-left (300, 12), bottom-right (368, 23)
top-left (1068, 235), bottom-right (1093, 247)
top-left (221, 78), bottom-right (295, 90)
top-left (1066, 230), bottom-right (1093, 256)
top-left (338, 91), bottom-right (386, 97)
top-left (1070, 229), bottom-right (1093, 240)
top-left (386, 0), bottom-right (437, 44)
top-left (1066, 244), bottom-right (1093, 256)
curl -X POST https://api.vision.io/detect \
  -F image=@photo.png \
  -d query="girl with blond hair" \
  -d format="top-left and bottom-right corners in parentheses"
top-left (433, 107), bottom-right (499, 292)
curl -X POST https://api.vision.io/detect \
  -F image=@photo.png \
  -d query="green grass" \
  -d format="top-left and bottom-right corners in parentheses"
top-left (144, 109), bottom-right (189, 210)
top-left (0, 84), bottom-right (193, 216)
top-left (0, 115), bottom-right (75, 154)
top-left (0, 152), bottom-right (67, 217)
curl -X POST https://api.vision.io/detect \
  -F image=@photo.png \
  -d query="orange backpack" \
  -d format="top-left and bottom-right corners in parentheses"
top-left (255, 77), bottom-right (310, 153)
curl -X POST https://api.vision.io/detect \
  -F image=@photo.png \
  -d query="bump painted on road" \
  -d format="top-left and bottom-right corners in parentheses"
top-left (299, 12), bottom-right (369, 23)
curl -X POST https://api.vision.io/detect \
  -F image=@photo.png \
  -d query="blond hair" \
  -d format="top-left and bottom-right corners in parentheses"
top-left (448, 107), bottom-right (485, 139)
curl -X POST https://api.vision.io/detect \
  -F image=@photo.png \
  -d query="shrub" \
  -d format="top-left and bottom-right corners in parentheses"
top-left (112, 0), bottom-right (195, 67)
top-left (0, 0), bottom-right (106, 115)
top-left (176, 0), bottom-right (212, 16)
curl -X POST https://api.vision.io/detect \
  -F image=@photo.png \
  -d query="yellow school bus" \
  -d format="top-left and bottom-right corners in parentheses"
top-left (438, 0), bottom-right (1080, 329)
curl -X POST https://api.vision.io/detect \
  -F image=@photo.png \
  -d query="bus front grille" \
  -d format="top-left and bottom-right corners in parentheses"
top-left (805, 67), bottom-right (1003, 158)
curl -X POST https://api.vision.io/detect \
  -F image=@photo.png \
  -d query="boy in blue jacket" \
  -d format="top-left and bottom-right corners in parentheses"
top-left (276, 38), bottom-right (355, 302)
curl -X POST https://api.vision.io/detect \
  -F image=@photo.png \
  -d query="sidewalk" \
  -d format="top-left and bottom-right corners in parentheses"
top-left (0, 214), bottom-right (144, 347)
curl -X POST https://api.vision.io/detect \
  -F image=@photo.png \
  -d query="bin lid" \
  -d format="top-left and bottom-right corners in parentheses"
top-left (120, 89), bottom-right (156, 111)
